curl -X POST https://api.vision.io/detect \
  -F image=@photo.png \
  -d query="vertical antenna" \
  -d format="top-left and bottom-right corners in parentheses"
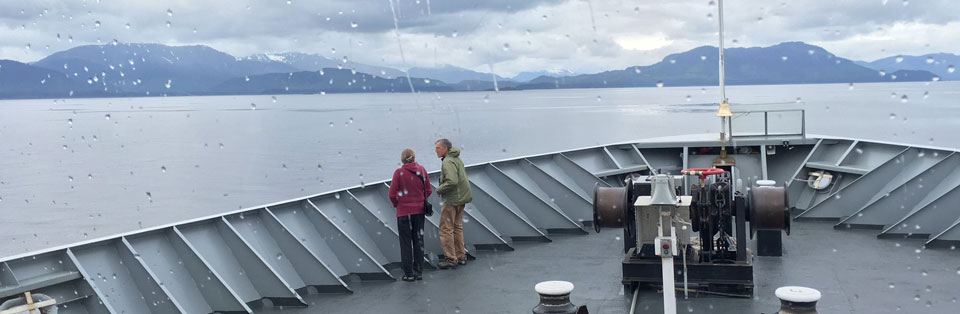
top-left (714, 0), bottom-right (734, 166)
top-left (718, 0), bottom-right (727, 107)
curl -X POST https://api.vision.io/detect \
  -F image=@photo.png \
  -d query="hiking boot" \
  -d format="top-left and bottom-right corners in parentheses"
top-left (438, 259), bottom-right (458, 269)
top-left (457, 257), bottom-right (467, 265)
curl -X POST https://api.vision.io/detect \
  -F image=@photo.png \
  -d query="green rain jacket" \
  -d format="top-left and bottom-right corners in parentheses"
top-left (437, 147), bottom-right (473, 206)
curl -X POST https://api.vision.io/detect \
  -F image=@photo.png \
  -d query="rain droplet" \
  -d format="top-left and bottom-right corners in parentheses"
top-left (164, 80), bottom-right (172, 89)
top-left (250, 103), bottom-right (257, 110)
top-left (94, 21), bottom-right (101, 28)
top-left (165, 21), bottom-right (171, 28)
top-left (901, 95), bottom-right (909, 103)
top-left (160, 166), bottom-right (166, 173)
top-left (895, 55), bottom-right (904, 63)
top-left (656, 81), bottom-right (664, 88)
top-left (502, 43), bottom-right (510, 51)
top-left (104, 114), bottom-right (111, 120)
top-left (948, 65), bottom-right (955, 73)
top-left (926, 57), bottom-right (934, 64)
top-left (276, 253), bottom-right (283, 260)
top-left (166, 9), bottom-right (173, 16)
top-left (350, 21), bottom-right (358, 28)
top-left (889, 113), bottom-right (897, 120)
top-left (781, 56), bottom-right (788, 61)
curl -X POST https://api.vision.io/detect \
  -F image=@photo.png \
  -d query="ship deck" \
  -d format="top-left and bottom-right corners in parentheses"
top-left (260, 220), bottom-right (959, 314)
top-left (4, 130), bottom-right (960, 314)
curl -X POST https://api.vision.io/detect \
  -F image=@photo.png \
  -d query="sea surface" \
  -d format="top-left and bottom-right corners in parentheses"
top-left (1, 81), bottom-right (958, 257)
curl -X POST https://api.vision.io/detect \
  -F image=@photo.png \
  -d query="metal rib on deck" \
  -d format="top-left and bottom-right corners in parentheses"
top-left (8, 135), bottom-right (960, 313)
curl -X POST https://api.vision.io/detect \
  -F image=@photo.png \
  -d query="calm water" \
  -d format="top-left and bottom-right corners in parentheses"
top-left (1, 81), bottom-right (958, 257)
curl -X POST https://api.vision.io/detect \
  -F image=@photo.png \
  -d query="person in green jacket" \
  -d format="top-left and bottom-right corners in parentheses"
top-left (434, 138), bottom-right (473, 269)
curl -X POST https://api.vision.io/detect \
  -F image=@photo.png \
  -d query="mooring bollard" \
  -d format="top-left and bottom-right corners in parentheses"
top-left (774, 286), bottom-right (821, 314)
top-left (532, 281), bottom-right (589, 314)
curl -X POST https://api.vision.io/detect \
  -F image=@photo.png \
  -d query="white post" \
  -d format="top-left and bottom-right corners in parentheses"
top-left (658, 214), bottom-right (677, 314)
top-left (662, 255), bottom-right (676, 314)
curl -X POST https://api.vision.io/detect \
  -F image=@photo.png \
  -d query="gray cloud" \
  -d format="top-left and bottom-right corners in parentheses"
top-left (1, 0), bottom-right (957, 76)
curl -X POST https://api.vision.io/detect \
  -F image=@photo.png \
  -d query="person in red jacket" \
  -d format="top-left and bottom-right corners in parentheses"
top-left (388, 148), bottom-right (433, 282)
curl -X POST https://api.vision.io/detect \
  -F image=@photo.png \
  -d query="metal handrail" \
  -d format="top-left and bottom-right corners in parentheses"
top-left (730, 108), bottom-right (806, 138)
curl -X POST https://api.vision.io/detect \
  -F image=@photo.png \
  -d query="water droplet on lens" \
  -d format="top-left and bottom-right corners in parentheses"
top-left (350, 21), bottom-right (358, 28)
top-left (250, 103), bottom-right (256, 110)
top-left (889, 113), bottom-right (897, 120)
top-left (166, 9), bottom-right (173, 16)
top-left (104, 114), bottom-right (111, 120)
top-left (502, 43), bottom-right (510, 51)
top-left (656, 81), bottom-right (664, 88)
top-left (948, 65), bottom-right (955, 73)
top-left (895, 55), bottom-right (904, 63)
top-left (901, 95), bottom-right (908, 103)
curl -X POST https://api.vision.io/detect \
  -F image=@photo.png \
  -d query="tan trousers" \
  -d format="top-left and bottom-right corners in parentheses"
top-left (439, 204), bottom-right (466, 260)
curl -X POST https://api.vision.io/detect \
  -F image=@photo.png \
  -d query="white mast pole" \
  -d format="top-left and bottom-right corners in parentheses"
top-left (715, 0), bottom-right (733, 163)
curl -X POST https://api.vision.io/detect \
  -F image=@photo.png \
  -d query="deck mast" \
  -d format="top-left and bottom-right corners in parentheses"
top-left (714, 0), bottom-right (734, 166)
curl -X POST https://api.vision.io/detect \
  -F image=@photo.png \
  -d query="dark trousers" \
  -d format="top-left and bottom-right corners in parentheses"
top-left (397, 214), bottom-right (425, 276)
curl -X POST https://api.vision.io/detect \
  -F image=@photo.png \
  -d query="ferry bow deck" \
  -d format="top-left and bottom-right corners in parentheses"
top-left (3, 128), bottom-right (960, 313)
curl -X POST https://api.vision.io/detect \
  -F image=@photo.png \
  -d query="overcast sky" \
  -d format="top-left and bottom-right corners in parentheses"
top-left (1, 0), bottom-right (957, 76)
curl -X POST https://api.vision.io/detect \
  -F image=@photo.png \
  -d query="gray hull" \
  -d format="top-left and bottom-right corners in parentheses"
top-left (2, 132), bottom-right (958, 313)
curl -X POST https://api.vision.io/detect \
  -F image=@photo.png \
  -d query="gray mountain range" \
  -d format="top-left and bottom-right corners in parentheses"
top-left (0, 41), bottom-right (950, 99)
